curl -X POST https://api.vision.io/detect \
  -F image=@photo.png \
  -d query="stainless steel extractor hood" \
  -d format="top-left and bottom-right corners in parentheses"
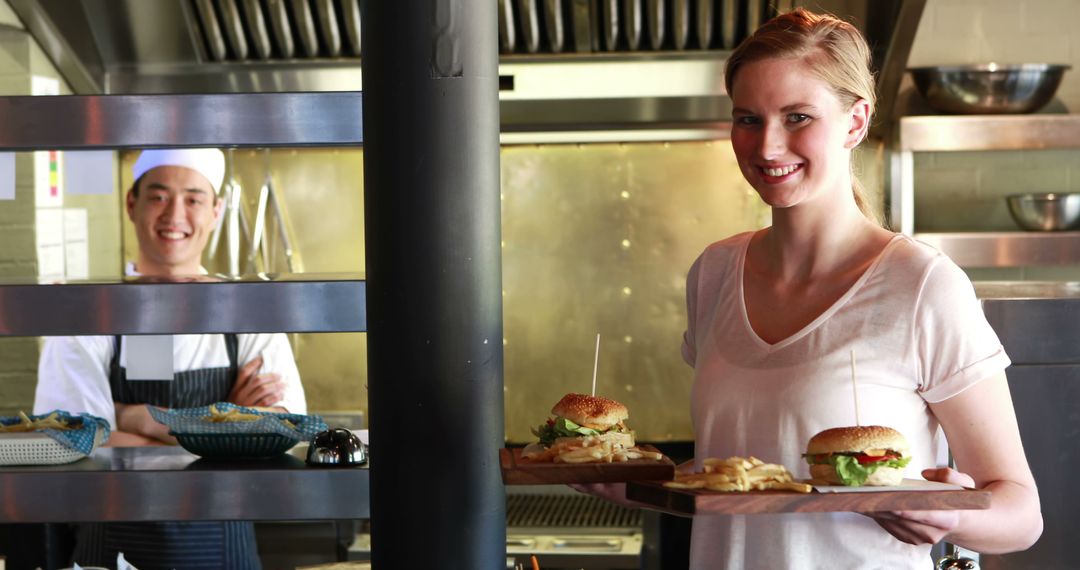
top-left (7, 0), bottom-right (924, 138)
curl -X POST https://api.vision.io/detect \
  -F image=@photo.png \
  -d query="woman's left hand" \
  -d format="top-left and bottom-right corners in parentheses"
top-left (867, 467), bottom-right (975, 545)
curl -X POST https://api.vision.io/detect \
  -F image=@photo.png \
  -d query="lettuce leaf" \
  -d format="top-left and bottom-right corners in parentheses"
top-left (829, 455), bottom-right (912, 486)
top-left (530, 417), bottom-right (601, 446)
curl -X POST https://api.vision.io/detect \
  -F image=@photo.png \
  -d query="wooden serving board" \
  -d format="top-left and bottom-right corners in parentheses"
top-left (626, 480), bottom-right (992, 515)
top-left (500, 446), bottom-right (675, 485)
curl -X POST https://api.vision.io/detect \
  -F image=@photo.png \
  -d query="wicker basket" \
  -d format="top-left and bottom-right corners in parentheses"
top-left (0, 431), bottom-right (102, 466)
top-left (172, 432), bottom-right (299, 459)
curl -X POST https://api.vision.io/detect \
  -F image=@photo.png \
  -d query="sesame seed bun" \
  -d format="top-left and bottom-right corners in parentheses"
top-left (551, 393), bottom-right (629, 430)
top-left (806, 425), bottom-right (910, 456)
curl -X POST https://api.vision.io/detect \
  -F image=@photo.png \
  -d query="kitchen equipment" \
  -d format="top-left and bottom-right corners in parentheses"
top-left (745, 0), bottom-right (763, 39)
top-left (504, 490), bottom-right (644, 570)
top-left (622, 0), bottom-right (642, 50)
top-left (672, 0), bottom-right (689, 50)
top-left (696, 0), bottom-right (714, 49)
top-left (498, 0), bottom-right (516, 52)
top-left (306, 428), bottom-right (367, 466)
top-left (348, 488), bottom-right (650, 567)
top-left (600, 0), bottom-right (619, 50)
top-left (1005, 193), bottom-right (1080, 231)
top-left (720, 0), bottom-right (736, 48)
top-left (646, 0), bottom-right (664, 49)
top-left (518, 0), bottom-right (541, 53)
top-left (570, 0), bottom-right (595, 52)
top-left (909, 63), bottom-right (1070, 114)
top-left (543, 0), bottom-right (566, 52)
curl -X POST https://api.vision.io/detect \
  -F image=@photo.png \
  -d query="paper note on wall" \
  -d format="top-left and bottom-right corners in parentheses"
top-left (35, 208), bottom-right (65, 281)
top-left (125, 336), bottom-right (175, 381)
top-left (64, 208), bottom-right (89, 280)
top-left (64, 151), bottom-right (115, 195)
top-left (0, 153), bottom-right (13, 200)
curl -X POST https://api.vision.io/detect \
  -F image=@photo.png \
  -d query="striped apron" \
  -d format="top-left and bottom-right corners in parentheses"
top-left (71, 334), bottom-right (261, 569)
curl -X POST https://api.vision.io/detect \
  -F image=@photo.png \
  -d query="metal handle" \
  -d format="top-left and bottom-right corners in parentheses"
top-left (314, 0), bottom-right (342, 57)
top-left (570, 0), bottom-right (594, 53)
top-left (265, 0), bottom-right (296, 58)
top-left (646, 0), bottom-right (664, 49)
top-left (192, 0), bottom-right (227, 61)
top-left (240, 0), bottom-right (273, 59)
top-left (696, 0), bottom-right (714, 48)
top-left (622, 0), bottom-right (642, 50)
top-left (600, 0), bottom-right (619, 50)
top-left (517, 0), bottom-right (541, 53)
top-left (542, 0), bottom-right (565, 52)
top-left (498, 0), bottom-right (516, 53)
top-left (671, 0), bottom-right (689, 50)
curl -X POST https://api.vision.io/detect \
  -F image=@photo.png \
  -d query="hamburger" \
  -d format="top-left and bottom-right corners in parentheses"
top-left (803, 426), bottom-right (912, 486)
top-left (531, 393), bottom-right (635, 448)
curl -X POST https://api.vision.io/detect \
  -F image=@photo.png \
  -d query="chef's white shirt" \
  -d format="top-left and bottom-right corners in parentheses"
top-left (33, 264), bottom-right (307, 429)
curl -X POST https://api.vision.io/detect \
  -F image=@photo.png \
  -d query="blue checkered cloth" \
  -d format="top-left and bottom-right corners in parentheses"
top-left (148, 402), bottom-right (326, 441)
top-left (0, 410), bottom-right (111, 455)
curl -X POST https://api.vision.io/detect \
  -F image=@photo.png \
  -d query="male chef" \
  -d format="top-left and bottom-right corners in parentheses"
top-left (33, 148), bottom-right (305, 569)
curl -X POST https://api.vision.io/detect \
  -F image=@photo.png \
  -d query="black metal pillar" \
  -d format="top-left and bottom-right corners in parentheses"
top-left (361, 0), bottom-right (504, 568)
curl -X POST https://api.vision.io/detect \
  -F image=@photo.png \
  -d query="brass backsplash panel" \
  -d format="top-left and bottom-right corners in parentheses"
top-left (501, 141), bottom-right (769, 442)
top-left (118, 142), bottom-right (769, 440)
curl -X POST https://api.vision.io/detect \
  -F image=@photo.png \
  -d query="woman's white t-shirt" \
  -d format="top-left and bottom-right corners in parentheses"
top-left (682, 232), bottom-right (1010, 570)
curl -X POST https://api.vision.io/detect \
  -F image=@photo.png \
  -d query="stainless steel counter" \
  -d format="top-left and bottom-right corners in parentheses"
top-left (0, 445), bottom-right (369, 523)
top-left (918, 233), bottom-right (1080, 268)
top-left (976, 281), bottom-right (1080, 365)
top-left (975, 280), bottom-right (1080, 300)
top-left (0, 273), bottom-right (366, 336)
top-left (973, 281), bottom-right (1080, 570)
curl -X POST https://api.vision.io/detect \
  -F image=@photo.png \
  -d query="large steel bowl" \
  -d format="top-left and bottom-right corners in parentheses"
top-left (909, 64), bottom-right (1070, 114)
top-left (1006, 193), bottom-right (1080, 231)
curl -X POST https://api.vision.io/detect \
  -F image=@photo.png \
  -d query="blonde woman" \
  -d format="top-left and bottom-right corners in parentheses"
top-left (576, 8), bottom-right (1042, 569)
top-left (678, 8), bottom-right (1042, 568)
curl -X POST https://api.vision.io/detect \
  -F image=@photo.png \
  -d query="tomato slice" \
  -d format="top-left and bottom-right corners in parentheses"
top-left (855, 452), bottom-right (898, 465)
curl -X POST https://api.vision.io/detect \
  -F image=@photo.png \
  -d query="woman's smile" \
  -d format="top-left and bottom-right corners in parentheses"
top-left (759, 163), bottom-right (804, 182)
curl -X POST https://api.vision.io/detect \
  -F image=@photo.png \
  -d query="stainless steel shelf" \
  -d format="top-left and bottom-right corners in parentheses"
top-left (0, 446), bottom-right (369, 522)
top-left (0, 274), bottom-right (366, 336)
top-left (915, 232), bottom-right (1080, 267)
top-left (899, 114), bottom-right (1080, 152)
top-left (0, 92), bottom-right (363, 150)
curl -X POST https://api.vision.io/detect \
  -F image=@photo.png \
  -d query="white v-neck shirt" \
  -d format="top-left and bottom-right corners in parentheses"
top-left (682, 231), bottom-right (1009, 570)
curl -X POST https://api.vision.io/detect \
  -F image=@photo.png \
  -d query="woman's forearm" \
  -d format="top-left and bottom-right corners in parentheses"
top-left (951, 479), bottom-right (1042, 553)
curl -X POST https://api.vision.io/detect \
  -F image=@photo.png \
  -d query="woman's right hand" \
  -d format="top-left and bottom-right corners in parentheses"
top-left (570, 456), bottom-right (694, 509)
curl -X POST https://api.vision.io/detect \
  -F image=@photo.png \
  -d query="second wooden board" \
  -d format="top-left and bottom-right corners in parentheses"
top-left (627, 480), bottom-right (991, 515)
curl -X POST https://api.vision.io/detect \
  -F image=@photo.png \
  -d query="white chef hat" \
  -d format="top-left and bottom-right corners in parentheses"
top-left (132, 148), bottom-right (226, 192)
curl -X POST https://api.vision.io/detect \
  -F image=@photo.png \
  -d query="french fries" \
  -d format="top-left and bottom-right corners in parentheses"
top-left (204, 404), bottom-right (263, 423)
top-left (664, 455), bottom-right (812, 493)
top-left (0, 411), bottom-right (77, 432)
top-left (202, 404), bottom-right (299, 429)
top-left (521, 436), bottom-right (664, 464)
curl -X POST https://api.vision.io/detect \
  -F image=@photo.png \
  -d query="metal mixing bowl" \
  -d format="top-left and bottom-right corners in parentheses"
top-left (909, 64), bottom-right (1070, 114)
top-left (1006, 193), bottom-right (1080, 231)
